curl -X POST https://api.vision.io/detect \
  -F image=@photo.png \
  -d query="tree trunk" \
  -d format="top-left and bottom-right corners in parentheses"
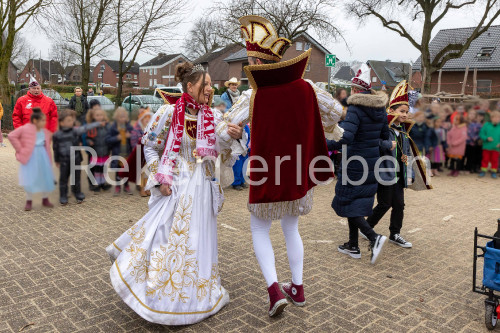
top-left (0, 57), bottom-right (11, 106)
top-left (81, 52), bottom-right (91, 93)
top-left (116, 69), bottom-right (124, 109)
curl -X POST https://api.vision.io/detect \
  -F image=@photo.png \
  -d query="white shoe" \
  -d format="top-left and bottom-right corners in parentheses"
top-left (370, 235), bottom-right (387, 265)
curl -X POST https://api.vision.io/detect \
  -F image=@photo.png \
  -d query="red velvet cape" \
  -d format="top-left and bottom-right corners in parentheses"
top-left (245, 49), bottom-right (334, 204)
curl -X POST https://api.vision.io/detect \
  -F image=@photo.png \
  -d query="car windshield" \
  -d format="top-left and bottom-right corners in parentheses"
top-left (89, 96), bottom-right (113, 105)
top-left (43, 90), bottom-right (62, 101)
top-left (138, 96), bottom-right (162, 104)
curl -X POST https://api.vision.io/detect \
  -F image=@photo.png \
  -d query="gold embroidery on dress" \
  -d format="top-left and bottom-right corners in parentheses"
top-left (126, 221), bottom-right (147, 284)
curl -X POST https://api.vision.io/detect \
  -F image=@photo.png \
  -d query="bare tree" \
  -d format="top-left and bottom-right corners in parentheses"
top-left (347, 0), bottom-right (500, 93)
top-left (50, 42), bottom-right (78, 84)
top-left (0, 0), bottom-right (50, 104)
top-left (111, 0), bottom-right (186, 107)
top-left (44, 0), bottom-right (114, 91)
top-left (213, 0), bottom-right (344, 46)
top-left (183, 16), bottom-right (227, 59)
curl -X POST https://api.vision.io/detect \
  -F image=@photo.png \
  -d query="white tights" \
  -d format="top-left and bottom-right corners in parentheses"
top-left (26, 192), bottom-right (49, 200)
top-left (250, 214), bottom-right (304, 287)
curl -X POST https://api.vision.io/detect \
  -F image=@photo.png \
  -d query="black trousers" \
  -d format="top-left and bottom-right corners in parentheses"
top-left (449, 158), bottom-right (462, 171)
top-left (367, 181), bottom-right (405, 236)
top-left (348, 217), bottom-right (377, 248)
top-left (465, 145), bottom-right (482, 172)
top-left (59, 160), bottom-right (82, 197)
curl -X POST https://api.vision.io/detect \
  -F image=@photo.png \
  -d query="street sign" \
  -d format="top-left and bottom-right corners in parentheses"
top-left (325, 54), bottom-right (336, 67)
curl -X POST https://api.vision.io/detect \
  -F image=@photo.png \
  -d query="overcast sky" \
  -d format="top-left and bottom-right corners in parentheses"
top-left (23, 0), bottom-right (498, 66)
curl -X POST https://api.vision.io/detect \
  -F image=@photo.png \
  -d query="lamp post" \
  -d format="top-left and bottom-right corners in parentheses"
top-left (99, 64), bottom-right (105, 96)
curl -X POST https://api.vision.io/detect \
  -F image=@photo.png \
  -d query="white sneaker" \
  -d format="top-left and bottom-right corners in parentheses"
top-left (370, 235), bottom-right (387, 265)
top-left (389, 234), bottom-right (412, 248)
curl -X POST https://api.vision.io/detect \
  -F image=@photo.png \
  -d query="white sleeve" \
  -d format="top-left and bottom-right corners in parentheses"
top-left (305, 80), bottom-right (344, 141)
top-left (141, 104), bottom-right (174, 190)
top-left (215, 89), bottom-right (252, 157)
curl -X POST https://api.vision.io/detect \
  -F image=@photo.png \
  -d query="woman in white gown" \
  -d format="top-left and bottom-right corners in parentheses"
top-left (106, 62), bottom-right (243, 325)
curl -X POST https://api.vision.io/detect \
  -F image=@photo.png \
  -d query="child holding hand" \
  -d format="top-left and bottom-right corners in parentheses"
top-left (8, 108), bottom-right (55, 211)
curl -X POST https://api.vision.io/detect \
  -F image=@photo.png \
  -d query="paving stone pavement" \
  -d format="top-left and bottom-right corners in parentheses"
top-left (0, 141), bottom-right (499, 332)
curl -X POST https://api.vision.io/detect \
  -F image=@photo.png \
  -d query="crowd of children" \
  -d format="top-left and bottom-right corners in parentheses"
top-left (7, 101), bottom-right (149, 210)
top-left (410, 99), bottom-right (500, 179)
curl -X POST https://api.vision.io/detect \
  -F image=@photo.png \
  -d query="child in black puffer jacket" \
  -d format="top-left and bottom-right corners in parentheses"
top-left (86, 107), bottom-right (111, 192)
top-left (106, 107), bottom-right (134, 196)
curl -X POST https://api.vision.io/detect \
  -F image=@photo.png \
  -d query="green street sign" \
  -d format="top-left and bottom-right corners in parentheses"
top-left (325, 54), bottom-right (336, 67)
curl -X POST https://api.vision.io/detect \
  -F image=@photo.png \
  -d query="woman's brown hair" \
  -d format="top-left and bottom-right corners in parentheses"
top-left (175, 62), bottom-right (207, 101)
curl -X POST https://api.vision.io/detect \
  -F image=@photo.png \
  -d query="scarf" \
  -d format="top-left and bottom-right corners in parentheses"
top-left (75, 97), bottom-right (83, 116)
top-left (228, 89), bottom-right (240, 104)
top-left (155, 93), bottom-right (217, 185)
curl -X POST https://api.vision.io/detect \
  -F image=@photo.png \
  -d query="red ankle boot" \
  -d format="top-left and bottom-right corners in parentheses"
top-left (24, 200), bottom-right (32, 211)
top-left (267, 282), bottom-right (288, 317)
top-left (42, 198), bottom-right (54, 208)
top-left (280, 282), bottom-right (306, 306)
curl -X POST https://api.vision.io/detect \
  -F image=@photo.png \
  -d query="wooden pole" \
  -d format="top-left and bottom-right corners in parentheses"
top-left (461, 66), bottom-right (469, 95)
top-left (473, 68), bottom-right (478, 96)
top-left (437, 69), bottom-right (442, 93)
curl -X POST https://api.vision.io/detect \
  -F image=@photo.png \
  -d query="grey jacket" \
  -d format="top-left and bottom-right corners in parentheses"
top-left (378, 125), bottom-right (414, 188)
top-left (53, 122), bottom-right (101, 163)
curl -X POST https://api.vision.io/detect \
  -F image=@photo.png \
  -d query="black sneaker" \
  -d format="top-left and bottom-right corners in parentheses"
top-left (338, 243), bottom-right (361, 259)
top-left (389, 234), bottom-right (412, 248)
top-left (369, 235), bottom-right (387, 264)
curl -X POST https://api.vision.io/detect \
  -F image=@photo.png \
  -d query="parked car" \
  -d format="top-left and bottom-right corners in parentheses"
top-left (122, 95), bottom-right (163, 114)
top-left (87, 95), bottom-right (115, 118)
top-left (17, 88), bottom-right (69, 111)
top-left (153, 86), bottom-right (182, 99)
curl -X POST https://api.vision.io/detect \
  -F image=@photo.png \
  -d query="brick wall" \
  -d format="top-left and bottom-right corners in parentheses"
top-left (93, 60), bottom-right (139, 88)
top-left (18, 60), bottom-right (43, 84)
top-left (207, 45), bottom-right (244, 88)
top-left (428, 70), bottom-right (500, 95)
top-left (281, 36), bottom-right (329, 83)
top-left (227, 62), bottom-right (249, 87)
top-left (138, 56), bottom-right (188, 88)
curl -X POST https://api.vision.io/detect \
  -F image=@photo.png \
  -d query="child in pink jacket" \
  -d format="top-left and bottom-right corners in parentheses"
top-left (8, 107), bottom-right (55, 211)
top-left (446, 115), bottom-right (468, 177)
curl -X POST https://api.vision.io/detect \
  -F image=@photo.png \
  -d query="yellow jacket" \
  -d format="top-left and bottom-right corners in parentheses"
top-left (0, 102), bottom-right (3, 119)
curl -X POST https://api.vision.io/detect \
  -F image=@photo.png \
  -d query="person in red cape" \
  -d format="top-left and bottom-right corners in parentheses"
top-left (217, 15), bottom-right (344, 317)
top-left (13, 76), bottom-right (58, 132)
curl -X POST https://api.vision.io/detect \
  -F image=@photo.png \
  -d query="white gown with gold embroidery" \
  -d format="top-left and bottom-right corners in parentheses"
top-left (106, 105), bottom-right (230, 326)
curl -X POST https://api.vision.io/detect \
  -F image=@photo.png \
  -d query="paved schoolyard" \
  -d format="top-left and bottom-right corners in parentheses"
top-left (0, 141), bottom-right (498, 332)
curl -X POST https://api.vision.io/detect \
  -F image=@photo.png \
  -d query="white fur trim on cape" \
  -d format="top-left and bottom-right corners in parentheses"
top-left (347, 90), bottom-right (388, 109)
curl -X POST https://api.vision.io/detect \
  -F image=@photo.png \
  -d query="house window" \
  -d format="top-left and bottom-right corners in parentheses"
top-left (154, 79), bottom-right (157, 85)
top-left (296, 42), bottom-right (303, 51)
top-left (306, 64), bottom-right (311, 72)
top-left (305, 42), bottom-right (311, 50)
top-left (126, 74), bottom-right (132, 79)
top-left (149, 69), bottom-right (153, 75)
top-left (116, 74), bottom-right (119, 78)
top-left (372, 76), bottom-right (378, 83)
top-left (98, 73), bottom-right (102, 78)
top-left (154, 68), bottom-right (157, 75)
top-left (134, 75), bottom-right (137, 79)
top-left (477, 47), bottom-right (495, 59)
top-left (26, 73), bottom-right (29, 78)
top-left (149, 79), bottom-right (152, 86)
top-left (477, 80), bottom-right (492, 93)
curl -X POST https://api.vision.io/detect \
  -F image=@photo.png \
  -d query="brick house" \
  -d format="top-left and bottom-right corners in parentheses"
top-left (65, 65), bottom-right (82, 83)
top-left (18, 59), bottom-right (65, 85)
top-left (8, 61), bottom-right (18, 84)
top-left (413, 25), bottom-right (500, 95)
top-left (367, 60), bottom-right (411, 90)
top-left (195, 44), bottom-right (244, 89)
top-left (224, 32), bottom-right (332, 86)
top-left (139, 53), bottom-right (190, 88)
top-left (93, 60), bottom-right (140, 87)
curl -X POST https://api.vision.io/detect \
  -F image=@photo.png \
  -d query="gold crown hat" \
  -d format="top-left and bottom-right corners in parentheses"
top-left (387, 80), bottom-right (413, 129)
top-left (239, 15), bottom-right (292, 62)
top-left (388, 80), bottom-right (409, 110)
